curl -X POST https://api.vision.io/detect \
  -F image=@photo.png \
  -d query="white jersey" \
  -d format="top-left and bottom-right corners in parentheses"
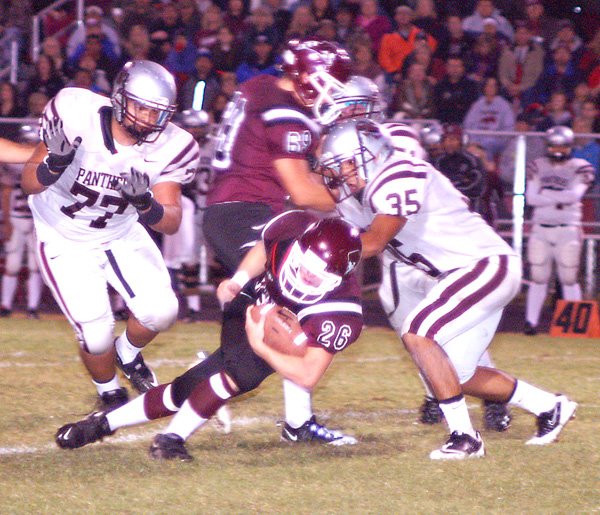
top-left (29, 88), bottom-right (200, 247)
top-left (383, 122), bottom-right (427, 161)
top-left (1, 163), bottom-right (31, 219)
top-left (338, 151), bottom-right (514, 276)
top-left (525, 156), bottom-right (594, 226)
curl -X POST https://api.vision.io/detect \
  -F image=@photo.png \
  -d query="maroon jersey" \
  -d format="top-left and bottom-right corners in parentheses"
top-left (250, 211), bottom-right (363, 354)
top-left (208, 75), bottom-right (321, 213)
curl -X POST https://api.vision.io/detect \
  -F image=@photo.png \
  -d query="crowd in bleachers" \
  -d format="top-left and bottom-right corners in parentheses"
top-left (0, 0), bottom-right (598, 143)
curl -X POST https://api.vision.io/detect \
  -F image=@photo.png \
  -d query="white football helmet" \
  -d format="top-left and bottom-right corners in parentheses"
top-left (545, 125), bottom-right (574, 161)
top-left (317, 75), bottom-right (383, 125)
top-left (111, 60), bottom-right (177, 143)
top-left (318, 118), bottom-right (393, 201)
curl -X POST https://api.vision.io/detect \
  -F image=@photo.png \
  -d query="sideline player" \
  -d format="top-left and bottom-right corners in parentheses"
top-left (0, 125), bottom-right (43, 318)
top-left (321, 77), bottom-right (511, 432)
top-left (203, 40), bottom-right (355, 443)
top-left (524, 126), bottom-right (594, 335)
top-left (55, 212), bottom-right (363, 460)
top-left (317, 118), bottom-right (577, 460)
top-left (22, 60), bottom-right (200, 410)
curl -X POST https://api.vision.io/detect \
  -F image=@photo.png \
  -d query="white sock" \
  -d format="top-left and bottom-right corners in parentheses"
top-left (526, 282), bottom-right (548, 326)
top-left (93, 374), bottom-right (121, 395)
top-left (283, 379), bottom-right (312, 428)
top-left (164, 400), bottom-right (208, 440)
top-left (106, 392), bottom-right (150, 431)
top-left (562, 283), bottom-right (582, 301)
top-left (1, 274), bottom-right (17, 309)
top-left (27, 272), bottom-right (42, 310)
top-left (115, 331), bottom-right (141, 364)
top-left (439, 396), bottom-right (476, 437)
top-left (508, 380), bottom-right (557, 416)
top-left (187, 295), bottom-right (201, 312)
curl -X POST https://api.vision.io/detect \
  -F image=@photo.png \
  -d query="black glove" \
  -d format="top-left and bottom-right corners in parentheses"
top-left (42, 117), bottom-right (82, 173)
top-left (118, 169), bottom-right (153, 210)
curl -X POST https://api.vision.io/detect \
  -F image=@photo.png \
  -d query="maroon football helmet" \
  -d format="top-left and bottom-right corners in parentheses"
top-left (279, 217), bottom-right (362, 304)
top-left (281, 39), bottom-right (352, 117)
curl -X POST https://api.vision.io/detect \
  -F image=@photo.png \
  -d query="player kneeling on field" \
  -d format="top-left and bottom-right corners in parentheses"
top-left (55, 211), bottom-right (364, 460)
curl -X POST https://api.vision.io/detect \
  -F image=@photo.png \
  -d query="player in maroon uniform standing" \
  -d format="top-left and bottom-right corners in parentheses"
top-left (55, 211), bottom-right (363, 460)
top-left (203, 39), bottom-right (356, 443)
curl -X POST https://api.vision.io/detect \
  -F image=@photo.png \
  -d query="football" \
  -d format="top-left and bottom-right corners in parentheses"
top-left (249, 304), bottom-right (308, 357)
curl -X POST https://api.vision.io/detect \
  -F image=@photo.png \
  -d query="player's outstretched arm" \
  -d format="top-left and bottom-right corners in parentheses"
top-left (245, 306), bottom-right (333, 389)
top-left (22, 142), bottom-right (50, 194)
top-left (216, 242), bottom-right (267, 307)
top-left (0, 138), bottom-right (36, 164)
top-left (275, 158), bottom-right (336, 212)
top-left (360, 214), bottom-right (406, 259)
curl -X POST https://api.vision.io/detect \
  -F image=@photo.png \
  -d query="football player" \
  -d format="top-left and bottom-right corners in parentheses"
top-left (316, 118), bottom-right (577, 460)
top-left (21, 60), bottom-right (201, 411)
top-left (203, 39), bottom-right (356, 444)
top-left (523, 126), bottom-right (594, 335)
top-left (0, 124), bottom-right (43, 318)
top-left (322, 78), bottom-right (511, 432)
top-left (55, 212), bottom-right (363, 460)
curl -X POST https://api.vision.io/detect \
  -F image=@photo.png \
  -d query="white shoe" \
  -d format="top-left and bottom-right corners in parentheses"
top-left (430, 431), bottom-right (485, 460)
top-left (526, 395), bottom-right (577, 445)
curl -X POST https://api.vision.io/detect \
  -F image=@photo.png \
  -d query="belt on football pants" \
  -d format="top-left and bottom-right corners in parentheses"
top-left (539, 223), bottom-right (571, 228)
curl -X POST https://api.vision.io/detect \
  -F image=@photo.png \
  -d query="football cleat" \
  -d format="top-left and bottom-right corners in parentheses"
top-left (0, 307), bottom-right (11, 317)
top-left (526, 395), bottom-right (577, 445)
top-left (419, 396), bottom-right (444, 425)
top-left (430, 431), bottom-right (485, 460)
top-left (26, 309), bottom-right (40, 320)
top-left (97, 387), bottom-right (129, 412)
top-left (483, 400), bottom-right (512, 432)
top-left (55, 411), bottom-right (113, 449)
top-left (149, 433), bottom-right (193, 461)
top-left (280, 416), bottom-right (358, 446)
top-left (116, 353), bottom-right (158, 394)
top-left (524, 322), bottom-right (537, 336)
top-left (182, 309), bottom-right (202, 323)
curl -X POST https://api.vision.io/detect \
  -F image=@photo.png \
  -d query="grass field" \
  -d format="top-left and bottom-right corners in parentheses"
top-left (0, 316), bottom-right (598, 514)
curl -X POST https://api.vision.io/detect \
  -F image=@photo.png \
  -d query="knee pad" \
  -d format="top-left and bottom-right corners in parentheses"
top-left (78, 317), bottom-right (115, 355)
top-left (527, 238), bottom-right (552, 283)
top-left (556, 241), bottom-right (581, 285)
top-left (134, 292), bottom-right (179, 332)
top-left (3, 249), bottom-right (21, 275)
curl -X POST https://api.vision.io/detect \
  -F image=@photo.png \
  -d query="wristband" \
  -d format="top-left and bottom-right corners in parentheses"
top-left (138, 198), bottom-right (165, 225)
top-left (36, 160), bottom-right (62, 186)
top-left (231, 270), bottom-right (250, 288)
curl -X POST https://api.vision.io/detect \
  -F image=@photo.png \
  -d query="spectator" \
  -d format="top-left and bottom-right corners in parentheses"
top-left (355, 0), bottom-right (392, 54)
top-left (24, 54), bottom-right (65, 103)
top-left (240, 5), bottom-right (282, 59)
top-left (177, 0), bottom-right (203, 40)
top-left (25, 91), bottom-right (49, 118)
top-left (222, 0), bottom-right (248, 40)
top-left (180, 48), bottom-right (222, 111)
top-left (572, 117), bottom-right (600, 178)
top-left (571, 82), bottom-right (591, 119)
top-left (467, 33), bottom-right (501, 84)
top-left (578, 28), bottom-right (600, 80)
top-left (413, 0), bottom-right (446, 44)
top-left (120, 0), bottom-right (158, 39)
top-left (435, 13), bottom-right (475, 62)
top-left (212, 25), bottom-right (243, 73)
top-left (285, 5), bottom-right (317, 41)
top-left (194, 3), bottom-right (224, 49)
top-left (66, 5), bottom-right (122, 60)
top-left (334, 3), bottom-right (365, 49)
top-left (75, 54), bottom-right (112, 95)
top-left (148, 2), bottom-right (183, 44)
top-left (218, 71), bottom-right (238, 99)
top-left (522, 0), bottom-right (559, 49)
top-left (378, 6), bottom-right (437, 77)
top-left (263, 0), bottom-right (293, 38)
top-left (121, 23), bottom-right (153, 62)
top-left (350, 39), bottom-right (387, 98)
top-left (310, 0), bottom-right (336, 24)
top-left (235, 34), bottom-right (279, 84)
top-left (577, 98), bottom-right (600, 133)
top-left (498, 21), bottom-right (544, 108)
top-left (389, 61), bottom-right (434, 119)
top-left (401, 32), bottom-right (445, 80)
top-left (462, 0), bottom-right (514, 42)
top-left (164, 29), bottom-right (199, 88)
top-left (41, 5), bottom-right (75, 47)
top-left (0, 82), bottom-right (26, 141)
top-left (464, 76), bottom-right (515, 160)
top-left (40, 36), bottom-right (68, 80)
top-left (67, 21), bottom-right (121, 82)
top-left (531, 44), bottom-right (582, 105)
top-left (549, 19), bottom-right (584, 66)
top-left (536, 90), bottom-right (573, 131)
top-left (432, 55), bottom-right (479, 124)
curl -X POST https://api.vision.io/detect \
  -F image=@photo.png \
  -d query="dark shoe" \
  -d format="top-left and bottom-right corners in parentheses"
top-left (97, 387), bottom-right (129, 412)
top-left (524, 322), bottom-right (537, 336)
top-left (430, 431), bottom-right (485, 460)
top-left (149, 433), bottom-right (193, 461)
top-left (483, 400), bottom-right (512, 432)
top-left (116, 353), bottom-right (158, 394)
top-left (55, 411), bottom-right (113, 449)
top-left (26, 309), bottom-right (40, 320)
top-left (281, 416), bottom-right (357, 446)
top-left (0, 307), bottom-right (11, 317)
top-left (182, 309), bottom-right (201, 323)
top-left (419, 396), bottom-right (444, 424)
top-left (526, 395), bottom-right (577, 445)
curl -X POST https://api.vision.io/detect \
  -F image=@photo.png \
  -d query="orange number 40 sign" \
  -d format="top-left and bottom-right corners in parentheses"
top-left (550, 300), bottom-right (600, 338)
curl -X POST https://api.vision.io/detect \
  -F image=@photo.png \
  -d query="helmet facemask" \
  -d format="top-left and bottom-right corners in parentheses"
top-left (279, 241), bottom-right (343, 304)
